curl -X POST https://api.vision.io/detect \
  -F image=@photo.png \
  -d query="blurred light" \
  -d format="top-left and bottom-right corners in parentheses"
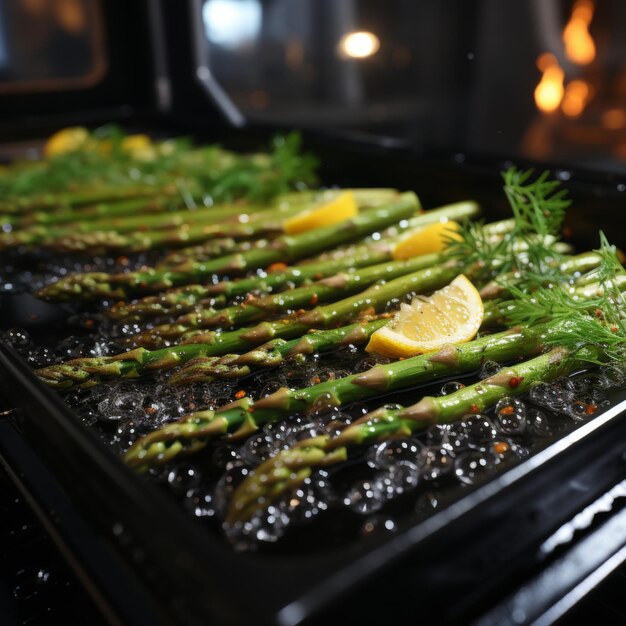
top-left (535, 53), bottom-right (565, 114)
top-left (602, 109), bottom-right (626, 130)
top-left (563, 0), bottom-right (596, 65)
top-left (561, 79), bottom-right (591, 118)
top-left (203, 0), bottom-right (261, 50)
top-left (338, 31), bottom-right (380, 59)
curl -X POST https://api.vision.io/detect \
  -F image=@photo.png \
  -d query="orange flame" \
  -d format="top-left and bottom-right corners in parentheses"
top-left (561, 79), bottom-right (591, 117)
top-left (563, 0), bottom-right (596, 65)
top-left (534, 53), bottom-right (565, 113)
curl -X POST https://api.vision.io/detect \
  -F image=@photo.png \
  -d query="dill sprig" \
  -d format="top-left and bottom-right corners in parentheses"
top-left (508, 232), bottom-right (626, 363)
top-left (447, 167), bottom-right (571, 288)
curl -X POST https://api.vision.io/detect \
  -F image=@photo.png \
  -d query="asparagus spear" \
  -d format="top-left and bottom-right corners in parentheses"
top-left (35, 261), bottom-right (458, 388)
top-left (110, 240), bottom-right (394, 322)
top-left (225, 347), bottom-right (579, 523)
top-left (0, 195), bottom-right (186, 228)
top-left (130, 252), bottom-right (443, 347)
top-left (1, 197), bottom-right (312, 251)
top-left (124, 322), bottom-right (564, 470)
top-left (167, 318), bottom-right (389, 386)
top-left (37, 193), bottom-right (421, 300)
top-left (106, 202), bottom-right (482, 322)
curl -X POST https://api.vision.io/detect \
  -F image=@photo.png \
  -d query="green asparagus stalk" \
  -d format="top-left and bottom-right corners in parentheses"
top-left (37, 193), bottom-right (422, 300)
top-left (124, 322), bottom-right (565, 471)
top-left (0, 195), bottom-right (187, 228)
top-left (35, 261), bottom-right (458, 388)
top-left (1, 196), bottom-right (313, 251)
top-left (109, 240), bottom-right (394, 322)
top-left (168, 318), bottom-right (389, 386)
top-left (155, 238), bottom-right (241, 269)
top-left (130, 251), bottom-right (443, 347)
top-left (0, 184), bottom-right (174, 213)
top-left (225, 347), bottom-right (580, 523)
top-left (106, 202), bottom-right (483, 322)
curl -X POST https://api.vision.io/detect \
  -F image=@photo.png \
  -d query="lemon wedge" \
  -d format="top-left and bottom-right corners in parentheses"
top-left (365, 274), bottom-right (483, 358)
top-left (44, 127), bottom-right (89, 157)
top-left (392, 220), bottom-right (462, 260)
top-left (283, 191), bottom-right (358, 235)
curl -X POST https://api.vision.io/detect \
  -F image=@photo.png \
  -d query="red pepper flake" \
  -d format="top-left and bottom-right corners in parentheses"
top-left (295, 309), bottom-right (306, 316)
top-left (595, 308), bottom-right (604, 319)
top-left (469, 403), bottom-right (480, 413)
top-left (145, 406), bottom-right (157, 416)
top-left (493, 441), bottom-right (510, 455)
top-left (585, 402), bottom-right (598, 415)
top-left (244, 293), bottom-right (257, 304)
top-left (499, 405), bottom-right (515, 415)
top-left (310, 293), bottom-right (319, 305)
top-left (117, 255), bottom-right (130, 266)
top-left (509, 376), bottom-right (524, 388)
top-left (267, 262), bottom-right (287, 273)
top-left (235, 390), bottom-right (246, 399)
top-left (611, 325), bottom-right (619, 333)
top-left (312, 376), bottom-right (321, 384)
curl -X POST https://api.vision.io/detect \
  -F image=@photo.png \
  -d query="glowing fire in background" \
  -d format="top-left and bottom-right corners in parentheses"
top-left (534, 0), bottom-right (596, 116)
top-left (563, 0), bottom-right (596, 65)
top-left (561, 79), bottom-right (592, 118)
top-left (534, 53), bottom-right (565, 113)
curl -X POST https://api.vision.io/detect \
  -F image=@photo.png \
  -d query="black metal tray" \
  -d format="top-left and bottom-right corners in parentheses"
top-left (1, 127), bottom-right (626, 625)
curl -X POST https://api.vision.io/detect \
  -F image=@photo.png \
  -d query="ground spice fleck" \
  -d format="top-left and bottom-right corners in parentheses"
top-left (493, 441), bottom-right (510, 455)
top-left (235, 390), bottom-right (246, 399)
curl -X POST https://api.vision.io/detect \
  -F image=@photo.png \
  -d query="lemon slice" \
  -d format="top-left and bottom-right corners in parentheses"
top-left (283, 191), bottom-right (358, 234)
top-left (44, 127), bottom-right (89, 157)
top-left (121, 134), bottom-right (155, 160)
top-left (392, 220), bottom-right (462, 260)
top-left (365, 274), bottom-right (483, 358)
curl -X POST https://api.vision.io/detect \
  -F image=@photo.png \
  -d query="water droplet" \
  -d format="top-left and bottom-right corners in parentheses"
top-left (361, 515), bottom-right (397, 538)
top-left (418, 446), bottom-right (455, 480)
top-left (214, 463), bottom-right (250, 516)
top-left (461, 414), bottom-right (497, 443)
top-left (479, 360), bottom-right (501, 379)
top-left (599, 364), bottom-right (625, 388)
top-left (375, 464), bottom-right (420, 499)
top-left (454, 450), bottom-right (496, 485)
top-left (367, 438), bottom-right (423, 469)
top-left (415, 490), bottom-right (441, 514)
top-left (495, 397), bottom-right (527, 434)
top-left (526, 408), bottom-right (555, 437)
top-left (167, 466), bottom-right (201, 495)
top-left (185, 488), bottom-right (217, 518)
top-left (343, 480), bottom-right (384, 515)
top-left (440, 381), bottom-right (465, 395)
